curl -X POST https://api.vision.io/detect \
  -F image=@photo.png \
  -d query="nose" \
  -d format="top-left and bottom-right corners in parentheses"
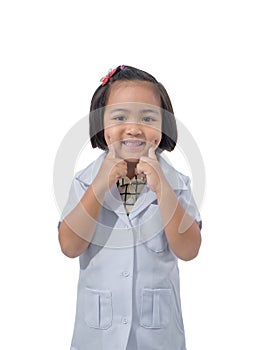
top-left (125, 123), bottom-right (143, 136)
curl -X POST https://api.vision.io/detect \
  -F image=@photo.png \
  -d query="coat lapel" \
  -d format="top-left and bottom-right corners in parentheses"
top-left (76, 151), bottom-right (188, 225)
top-left (102, 186), bottom-right (130, 226)
top-left (128, 186), bottom-right (157, 220)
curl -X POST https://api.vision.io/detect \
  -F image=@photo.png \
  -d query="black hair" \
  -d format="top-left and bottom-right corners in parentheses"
top-left (89, 65), bottom-right (177, 152)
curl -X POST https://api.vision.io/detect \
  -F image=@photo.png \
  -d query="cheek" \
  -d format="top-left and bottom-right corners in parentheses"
top-left (149, 130), bottom-right (162, 145)
top-left (104, 126), bottom-right (120, 145)
top-left (103, 116), bottom-right (113, 144)
top-left (104, 130), bottom-right (112, 144)
top-left (145, 121), bottom-right (162, 143)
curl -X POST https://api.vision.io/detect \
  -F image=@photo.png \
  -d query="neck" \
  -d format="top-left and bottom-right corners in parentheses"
top-left (126, 161), bottom-right (139, 179)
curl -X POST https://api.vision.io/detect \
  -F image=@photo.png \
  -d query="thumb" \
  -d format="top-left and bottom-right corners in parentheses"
top-left (107, 144), bottom-right (116, 159)
top-left (148, 146), bottom-right (157, 160)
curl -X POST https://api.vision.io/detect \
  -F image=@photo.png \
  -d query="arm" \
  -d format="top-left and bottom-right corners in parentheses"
top-left (156, 181), bottom-right (201, 261)
top-left (137, 148), bottom-right (201, 261)
top-left (58, 184), bottom-right (104, 258)
top-left (58, 149), bottom-right (127, 258)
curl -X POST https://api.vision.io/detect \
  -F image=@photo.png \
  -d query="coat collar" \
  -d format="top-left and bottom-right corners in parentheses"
top-left (76, 151), bottom-right (188, 221)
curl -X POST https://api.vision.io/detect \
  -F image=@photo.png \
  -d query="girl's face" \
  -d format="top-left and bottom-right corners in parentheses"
top-left (104, 81), bottom-right (162, 162)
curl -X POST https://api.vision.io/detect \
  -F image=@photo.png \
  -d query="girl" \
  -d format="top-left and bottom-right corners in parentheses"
top-left (58, 65), bottom-right (202, 350)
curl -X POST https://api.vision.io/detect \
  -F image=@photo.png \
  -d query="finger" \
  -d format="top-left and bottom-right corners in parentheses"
top-left (114, 163), bottom-right (127, 180)
top-left (107, 144), bottom-right (116, 159)
top-left (136, 162), bottom-right (148, 176)
top-left (139, 156), bottom-right (150, 163)
top-left (148, 146), bottom-right (157, 160)
top-left (135, 167), bottom-right (147, 177)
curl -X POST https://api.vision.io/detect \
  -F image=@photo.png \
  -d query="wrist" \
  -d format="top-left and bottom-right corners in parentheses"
top-left (91, 177), bottom-right (107, 201)
top-left (156, 179), bottom-right (171, 203)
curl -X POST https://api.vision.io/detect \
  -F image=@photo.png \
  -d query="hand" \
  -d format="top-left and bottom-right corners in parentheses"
top-left (93, 146), bottom-right (127, 194)
top-left (136, 147), bottom-right (166, 193)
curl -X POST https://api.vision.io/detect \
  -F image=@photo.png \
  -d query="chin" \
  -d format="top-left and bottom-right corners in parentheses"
top-left (120, 148), bottom-right (148, 160)
top-left (124, 157), bottom-right (140, 163)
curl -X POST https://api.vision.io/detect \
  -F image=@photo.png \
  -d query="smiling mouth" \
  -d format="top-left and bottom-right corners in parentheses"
top-left (120, 140), bottom-right (147, 159)
top-left (121, 140), bottom-right (146, 147)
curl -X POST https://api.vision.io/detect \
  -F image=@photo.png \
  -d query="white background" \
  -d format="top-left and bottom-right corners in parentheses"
top-left (1, 0), bottom-right (258, 349)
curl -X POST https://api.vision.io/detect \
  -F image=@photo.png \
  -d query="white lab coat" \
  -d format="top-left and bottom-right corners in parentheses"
top-left (60, 152), bottom-right (202, 350)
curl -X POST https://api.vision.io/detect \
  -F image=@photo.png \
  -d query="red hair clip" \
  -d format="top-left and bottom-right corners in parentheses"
top-left (100, 65), bottom-right (125, 86)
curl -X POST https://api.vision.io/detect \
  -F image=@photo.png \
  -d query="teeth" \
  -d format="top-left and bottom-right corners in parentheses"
top-left (123, 141), bottom-right (144, 146)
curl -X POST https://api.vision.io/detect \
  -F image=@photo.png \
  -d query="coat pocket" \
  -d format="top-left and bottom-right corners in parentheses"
top-left (145, 231), bottom-right (168, 253)
top-left (84, 287), bottom-right (112, 329)
top-left (140, 288), bottom-right (172, 328)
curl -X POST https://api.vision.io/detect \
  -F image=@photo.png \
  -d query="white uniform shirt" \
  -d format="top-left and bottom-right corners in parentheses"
top-left (60, 152), bottom-right (202, 350)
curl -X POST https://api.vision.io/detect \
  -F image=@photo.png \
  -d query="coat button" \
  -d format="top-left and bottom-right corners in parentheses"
top-left (122, 271), bottom-right (130, 277)
top-left (122, 318), bottom-right (129, 324)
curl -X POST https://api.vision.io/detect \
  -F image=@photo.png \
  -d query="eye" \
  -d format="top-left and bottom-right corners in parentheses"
top-left (142, 116), bottom-right (155, 123)
top-left (112, 115), bottom-right (126, 121)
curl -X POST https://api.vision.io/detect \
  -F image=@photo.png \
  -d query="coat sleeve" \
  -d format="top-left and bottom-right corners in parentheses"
top-left (57, 175), bottom-right (88, 229)
top-left (176, 176), bottom-right (202, 230)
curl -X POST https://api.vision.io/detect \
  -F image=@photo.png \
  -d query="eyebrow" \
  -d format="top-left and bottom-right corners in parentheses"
top-left (141, 108), bottom-right (160, 115)
top-left (108, 108), bottom-right (160, 115)
top-left (108, 108), bottom-right (130, 114)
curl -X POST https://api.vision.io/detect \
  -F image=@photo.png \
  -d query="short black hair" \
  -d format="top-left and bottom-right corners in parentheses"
top-left (89, 65), bottom-right (177, 152)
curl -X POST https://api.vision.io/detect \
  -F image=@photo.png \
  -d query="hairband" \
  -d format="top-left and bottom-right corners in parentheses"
top-left (100, 65), bottom-right (125, 86)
